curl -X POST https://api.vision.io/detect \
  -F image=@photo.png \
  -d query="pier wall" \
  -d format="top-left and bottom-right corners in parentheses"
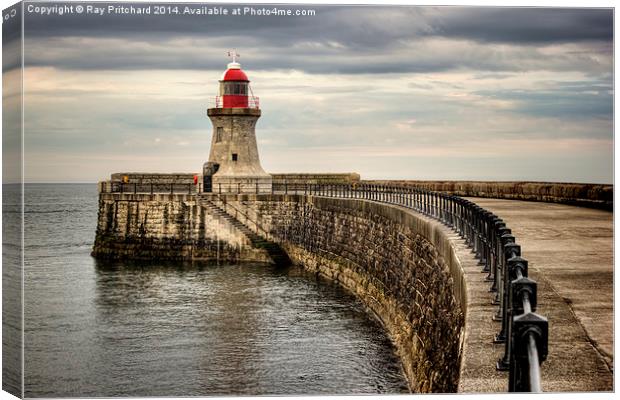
top-left (365, 180), bottom-right (613, 210)
top-left (92, 193), bottom-right (270, 262)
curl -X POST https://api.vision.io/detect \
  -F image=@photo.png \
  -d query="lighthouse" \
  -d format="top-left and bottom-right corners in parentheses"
top-left (202, 50), bottom-right (272, 193)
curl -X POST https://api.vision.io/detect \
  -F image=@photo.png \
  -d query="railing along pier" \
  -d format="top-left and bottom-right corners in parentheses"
top-left (101, 181), bottom-right (196, 195)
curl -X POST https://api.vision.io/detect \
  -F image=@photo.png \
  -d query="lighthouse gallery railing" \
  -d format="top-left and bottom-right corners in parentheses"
top-left (212, 95), bottom-right (260, 109)
top-left (268, 182), bottom-right (548, 393)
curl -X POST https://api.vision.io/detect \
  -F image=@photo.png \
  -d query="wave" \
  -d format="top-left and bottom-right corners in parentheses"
top-left (26, 241), bottom-right (94, 250)
top-left (24, 209), bottom-right (92, 214)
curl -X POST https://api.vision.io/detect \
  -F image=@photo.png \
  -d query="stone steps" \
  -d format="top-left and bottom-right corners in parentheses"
top-left (200, 198), bottom-right (291, 267)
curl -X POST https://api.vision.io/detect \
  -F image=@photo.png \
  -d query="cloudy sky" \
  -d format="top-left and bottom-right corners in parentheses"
top-left (4, 3), bottom-right (614, 183)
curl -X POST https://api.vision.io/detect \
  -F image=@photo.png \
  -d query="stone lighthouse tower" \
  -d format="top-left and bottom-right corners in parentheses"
top-left (203, 51), bottom-right (272, 193)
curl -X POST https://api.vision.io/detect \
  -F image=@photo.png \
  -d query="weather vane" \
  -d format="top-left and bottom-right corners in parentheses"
top-left (227, 49), bottom-right (240, 64)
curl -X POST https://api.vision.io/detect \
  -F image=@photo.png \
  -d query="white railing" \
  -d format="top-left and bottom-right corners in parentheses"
top-left (211, 95), bottom-right (260, 109)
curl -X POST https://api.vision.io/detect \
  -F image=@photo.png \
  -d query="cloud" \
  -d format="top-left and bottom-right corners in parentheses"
top-left (18, 5), bottom-right (613, 76)
top-left (22, 5), bottom-right (612, 46)
top-left (22, 34), bottom-right (612, 76)
top-left (425, 7), bottom-right (613, 44)
top-left (8, 6), bottom-right (613, 184)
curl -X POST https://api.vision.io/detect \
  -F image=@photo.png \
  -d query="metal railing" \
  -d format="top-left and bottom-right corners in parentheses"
top-left (213, 95), bottom-right (260, 109)
top-left (208, 182), bottom-right (273, 194)
top-left (268, 182), bottom-right (548, 392)
top-left (101, 182), bottom-right (197, 195)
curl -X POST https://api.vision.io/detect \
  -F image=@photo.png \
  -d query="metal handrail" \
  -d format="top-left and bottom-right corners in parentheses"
top-left (212, 95), bottom-right (260, 109)
top-left (101, 181), bottom-right (196, 195)
top-left (211, 182), bottom-right (273, 194)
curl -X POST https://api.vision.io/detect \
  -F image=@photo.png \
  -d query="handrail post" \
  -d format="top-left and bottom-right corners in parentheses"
top-left (417, 189), bottom-right (421, 212)
top-left (439, 193), bottom-right (445, 223)
top-left (407, 187), bottom-right (412, 208)
top-left (447, 194), bottom-right (451, 224)
top-left (416, 189), bottom-right (420, 211)
top-left (489, 221), bottom-right (506, 287)
top-left (457, 199), bottom-right (464, 237)
top-left (471, 205), bottom-right (478, 254)
top-left (494, 234), bottom-right (515, 331)
top-left (483, 215), bottom-right (498, 278)
top-left (439, 193), bottom-right (443, 221)
top-left (497, 251), bottom-right (527, 370)
top-left (416, 189), bottom-right (421, 211)
top-left (429, 191), bottom-right (433, 215)
top-left (509, 317), bottom-right (547, 392)
top-left (430, 192), bottom-right (434, 216)
top-left (493, 227), bottom-right (511, 302)
top-left (477, 210), bottom-right (488, 267)
top-left (508, 266), bottom-right (547, 393)
top-left (473, 206), bottom-right (482, 257)
top-left (495, 240), bottom-right (518, 346)
top-left (464, 200), bottom-right (471, 243)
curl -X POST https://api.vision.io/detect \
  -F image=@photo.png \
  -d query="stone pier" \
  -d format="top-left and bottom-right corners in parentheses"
top-left (92, 180), bottom-right (613, 393)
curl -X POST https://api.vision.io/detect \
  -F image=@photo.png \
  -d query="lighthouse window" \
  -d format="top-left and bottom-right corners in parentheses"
top-left (215, 127), bottom-right (223, 142)
top-left (232, 153), bottom-right (238, 162)
top-left (223, 82), bottom-right (247, 95)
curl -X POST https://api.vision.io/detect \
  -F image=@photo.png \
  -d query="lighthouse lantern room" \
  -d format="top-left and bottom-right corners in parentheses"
top-left (202, 50), bottom-right (272, 194)
top-left (216, 50), bottom-right (259, 109)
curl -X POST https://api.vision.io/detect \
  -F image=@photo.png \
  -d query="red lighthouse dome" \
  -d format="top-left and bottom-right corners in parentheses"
top-left (222, 66), bottom-right (248, 82)
top-left (217, 50), bottom-right (258, 109)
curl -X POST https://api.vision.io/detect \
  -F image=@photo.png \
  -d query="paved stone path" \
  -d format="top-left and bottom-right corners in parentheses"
top-left (465, 198), bottom-right (613, 391)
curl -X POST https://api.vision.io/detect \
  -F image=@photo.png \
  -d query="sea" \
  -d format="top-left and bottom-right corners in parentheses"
top-left (5, 183), bottom-right (409, 397)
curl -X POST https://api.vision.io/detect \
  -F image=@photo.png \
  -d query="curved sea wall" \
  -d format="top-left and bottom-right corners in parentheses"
top-left (365, 180), bottom-right (613, 210)
top-left (93, 193), bottom-right (479, 392)
top-left (218, 195), bottom-right (465, 392)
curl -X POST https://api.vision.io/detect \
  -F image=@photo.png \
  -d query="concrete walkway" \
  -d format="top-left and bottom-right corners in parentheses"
top-left (465, 197), bottom-right (613, 391)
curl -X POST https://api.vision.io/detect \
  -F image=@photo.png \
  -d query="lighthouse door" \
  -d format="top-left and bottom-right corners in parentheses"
top-left (202, 162), bottom-right (220, 192)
